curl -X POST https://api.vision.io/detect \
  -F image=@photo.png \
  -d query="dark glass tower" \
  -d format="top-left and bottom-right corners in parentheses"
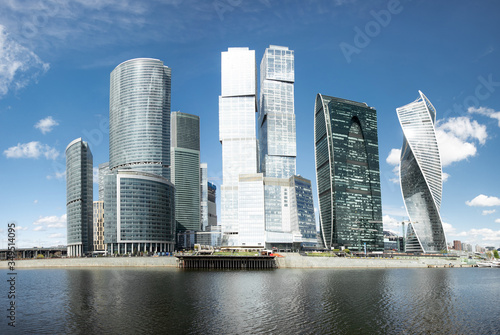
top-left (66, 138), bottom-right (93, 256)
top-left (314, 94), bottom-right (383, 251)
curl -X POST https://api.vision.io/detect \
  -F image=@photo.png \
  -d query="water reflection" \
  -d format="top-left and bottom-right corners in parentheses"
top-left (3, 267), bottom-right (499, 334)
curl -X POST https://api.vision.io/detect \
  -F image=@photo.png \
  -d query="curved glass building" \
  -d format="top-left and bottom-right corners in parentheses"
top-left (105, 58), bottom-right (175, 254)
top-left (314, 94), bottom-right (383, 251)
top-left (397, 91), bottom-right (447, 253)
top-left (66, 138), bottom-right (93, 256)
top-left (109, 58), bottom-right (171, 179)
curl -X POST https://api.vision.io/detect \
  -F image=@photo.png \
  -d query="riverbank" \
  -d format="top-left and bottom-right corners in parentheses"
top-left (0, 253), bottom-right (470, 269)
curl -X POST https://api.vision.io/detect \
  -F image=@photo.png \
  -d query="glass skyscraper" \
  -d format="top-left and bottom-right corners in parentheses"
top-left (397, 91), bottom-right (447, 253)
top-left (105, 58), bottom-right (176, 254)
top-left (314, 94), bottom-right (383, 251)
top-left (171, 111), bottom-right (200, 232)
top-left (259, 45), bottom-right (296, 178)
top-left (66, 138), bottom-right (93, 256)
top-left (219, 48), bottom-right (258, 245)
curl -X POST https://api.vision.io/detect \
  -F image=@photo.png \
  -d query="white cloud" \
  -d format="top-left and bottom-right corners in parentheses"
top-left (15, 226), bottom-right (28, 231)
top-left (495, 219), bottom-right (500, 223)
top-left (383, 215), bottom-right (401, 234)
top-left (442, 172), bottom-right (450, 183)
top-left (33, 226), bottom-right (45, 231)
top-left (468, 106), bottom-right (500, 128)
top-left (482, 209), bottom-right (496, 215)
top-left (442, 222), bottom-right (456, 235)
top-left (35, 116), bottom-right (59, 134)
top-left (33, 214), bottom-right (66, 228)
top-left (47, 170), bottom-right (66, 180)
top-left (0, 25), bottom-right (49, 98)
top-left (466, 194), bottom-right (500, 207)
top-left (49, 233), bottom-right (64, 239)
top-left (34, 199), bottom-right (38, 204)
top-left (93, 167), bottom-right (99, 184)
top-left (435, 117), bottom-right (487, 167)
top-left (4, 141), bottom-right (59, 160)
top-left (386, 148), bottom-right (401, 165)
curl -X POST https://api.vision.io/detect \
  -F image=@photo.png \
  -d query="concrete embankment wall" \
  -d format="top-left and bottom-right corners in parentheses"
top-left (276, 253), bottom-right (463, 268)
top-left (1, 254), bottom-right (464, 269)
top-left (0, 256), bottom-right (178, 268)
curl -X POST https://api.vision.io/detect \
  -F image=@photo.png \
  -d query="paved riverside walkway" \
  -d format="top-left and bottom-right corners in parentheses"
top-left (1, 253), bottom-right (466, 269)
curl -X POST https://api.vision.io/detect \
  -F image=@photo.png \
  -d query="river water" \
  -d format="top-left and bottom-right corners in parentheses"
top-left (2, 267), bottom-right (499, 334)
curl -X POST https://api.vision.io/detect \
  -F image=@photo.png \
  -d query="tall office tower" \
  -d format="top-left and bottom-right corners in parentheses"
top-left (93, 201), bottom-right (105, 252)
top-left (219, 48), bottom-right (258, 245)
top-left (289, 175), bottom-right (318, 248)
top-left (207, 182), bottom-right (217, 227)
top-left (109, 58), bottom-right (171, 179)
top-left (171, 111), bottom-right (200, 232)
top-left (200, 163), bottom-right (209, 231)
top-left (397, 91), bottom-right (447, 253)
top-left (66, 138), bottom-right (93, 256)
top-left (98, 162), bottom-right (110, 201)
top-left (105, 58), bottom-right (176, 254)
top-left (314, 94), bottom-right (383, 252)
top-left (258, 45), bottom-right (296, 178)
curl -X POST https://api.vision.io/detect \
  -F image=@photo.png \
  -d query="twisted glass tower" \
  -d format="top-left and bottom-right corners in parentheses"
top-left (397, 91), bottom-right (447, 253)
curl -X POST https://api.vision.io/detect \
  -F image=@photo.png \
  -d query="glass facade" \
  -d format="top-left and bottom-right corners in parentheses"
top-left (109, 58), bottom-right (171, 179)
top-left (66, 138), bottom-right (93, 256)
top-left (290, 176), bottom-right (318, 248)
top-left (314, 94), bottom-right (383, 251)
top-left (171, 112), bottom-right (200, 232)
top-left (105, 58), bottom-right (175, 253)
top-left (207, 182), bottom-right (217, 227)
top-left (98, 162), bottom-right (110, 202)
top-left (238, 174), bottom-right (266, 247)
top-left (397, 91), bottom-right (447, 253)
top-left (219, 48), bottom-right (258, 242)
top-left (104, 170), bottom-right (175, 254)
top-left (259, 45), bottom-right (296, 178)
top-left (200, 163), bottom-right (209, 231)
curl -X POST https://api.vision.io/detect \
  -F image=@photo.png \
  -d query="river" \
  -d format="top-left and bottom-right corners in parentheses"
top-left (2, 267), bottom-right (499, 334)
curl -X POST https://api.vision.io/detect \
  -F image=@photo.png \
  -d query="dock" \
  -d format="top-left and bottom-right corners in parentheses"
top-left (176, 255), bottom-right (277, 269)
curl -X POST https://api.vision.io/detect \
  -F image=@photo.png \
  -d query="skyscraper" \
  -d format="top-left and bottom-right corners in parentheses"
top-left (314, 94), bottom-right (383, 251)
top-left (171, 111), bottom-right (200, 232)
top-left (259, 45), bottom-right (296, 178)
top-left (105, 58), bottom-right (176, 254)
top-left (93, 201), bottom-right (105, 252)
top-left (397, 91), bottom-right (447, 253)
top-left (98, 162), bottom-right (109, 202)
top-left (219, 48), bottom-right (258, 245)
top-left (200, 163), bottom-right (209, 231)
top-left (66, 138), bottom-right (93, 256)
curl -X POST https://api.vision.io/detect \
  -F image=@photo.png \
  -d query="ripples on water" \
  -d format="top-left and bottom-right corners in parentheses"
top-left (2, 267), bottom-right (499, 334)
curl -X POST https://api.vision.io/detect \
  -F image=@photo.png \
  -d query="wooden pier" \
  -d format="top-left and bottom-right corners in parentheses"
top-left (176, 255), bottom-right (277, 269)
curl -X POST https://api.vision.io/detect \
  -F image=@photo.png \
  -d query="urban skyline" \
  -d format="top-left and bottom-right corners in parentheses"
top-left (1, 1), bottom-right (500, 249)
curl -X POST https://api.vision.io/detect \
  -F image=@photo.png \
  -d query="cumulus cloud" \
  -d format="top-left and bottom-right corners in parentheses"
top-left (468, 106), bottom-right (500, 127)
top-left (482, 209), bottom-right (496, 215)
top-left (4, 141), bottom-right (59, 160)
top-left (383, 215), bottom-right (401, 234)
top-left (441, 172), bottom-right (450, 183)
top-left (33, 226), bottom-right (45, 231)
top-left (0, 25), bottom-right (49, 98)
top-left (15, 226), bottom-right (28, 231)
top-left (495, 219), bottom-right (500, 223)
top-left (442, 222), bottom-right (456, 235)
top-left (435, 117), bottom-right (487, 167)
top-left (33, 214), bottom-right (66, 228)
top-left (466, 194), bottom-right (500, 207)
top-left (35, 116), bottom-right (59, 134)
top-left (49, 233), bottom-right (64, 239)
top-left (386, 148), bottom-right (401, 165)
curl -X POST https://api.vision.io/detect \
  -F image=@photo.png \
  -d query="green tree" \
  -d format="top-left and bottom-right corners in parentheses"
top-left (493, 249), bottom-right (499, 259)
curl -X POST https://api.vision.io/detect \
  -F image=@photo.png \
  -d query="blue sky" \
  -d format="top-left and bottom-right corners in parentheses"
top-left (1, 0), bottom-right (500, 249)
